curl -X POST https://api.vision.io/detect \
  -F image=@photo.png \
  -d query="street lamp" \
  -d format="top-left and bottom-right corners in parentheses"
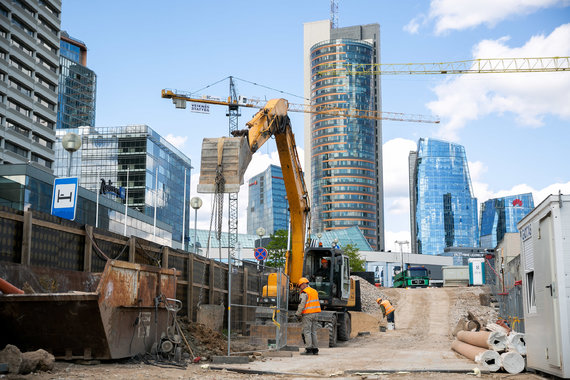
top-left (61, 132), bottom-right (81, 177)
top-left (256, 227), bottom-right (266, 246)
top-left (190, 197), bottom-right (202, 254)
top-left (395, 240), bottom-right (409, 273)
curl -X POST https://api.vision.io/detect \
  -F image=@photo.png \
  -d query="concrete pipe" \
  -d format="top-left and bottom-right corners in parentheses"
top-left (501, 351), bottom-right (525, 374)
top-left (507, 333), bottom-right (526, 355)
top-left (457, 330), bottom-right (507, 351)
top-left (451, 339), bottom-right (501, 372)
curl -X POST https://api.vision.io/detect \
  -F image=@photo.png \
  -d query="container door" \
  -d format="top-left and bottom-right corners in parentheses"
top-left (537, 214), bottom-right (561, 367)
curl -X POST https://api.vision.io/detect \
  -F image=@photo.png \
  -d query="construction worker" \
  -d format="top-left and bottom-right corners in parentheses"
top-left (313, 258), bottom-right (330, 281)
top-left (376, 297), bottom-right (395, 327)
top-left (296, 277), bottom-right (321, 355)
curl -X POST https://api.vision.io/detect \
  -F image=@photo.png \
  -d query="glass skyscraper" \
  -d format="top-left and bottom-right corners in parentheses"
top-left (247, 164), bottom-right (288, 235)
top-left (409, 138), bottom-right (479, 255)
top-left (54, 125), bottom-right (192, 249)
top-left (305, 22), bottom-right (382, 249)
top-left (57, 32), bottom-right (96, 129)
top-left (479, 193), bottom-right (534, 248)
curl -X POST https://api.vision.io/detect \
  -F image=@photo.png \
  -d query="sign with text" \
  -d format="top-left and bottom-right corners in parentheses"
top-left (190, 102), bottom-right (210, 114)
top-left (51, 177), bottom-right (79, 220)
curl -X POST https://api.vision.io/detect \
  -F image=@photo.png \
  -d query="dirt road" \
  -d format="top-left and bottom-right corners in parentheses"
top-left (9, 287), bottom-right (545, 379)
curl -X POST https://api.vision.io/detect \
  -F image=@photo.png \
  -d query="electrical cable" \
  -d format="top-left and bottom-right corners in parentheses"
top-left (233, 76), bottom-right (308, 101)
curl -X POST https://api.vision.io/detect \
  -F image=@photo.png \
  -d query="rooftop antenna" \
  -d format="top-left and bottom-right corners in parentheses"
top-left (330, 0), bottom-right (339, 29)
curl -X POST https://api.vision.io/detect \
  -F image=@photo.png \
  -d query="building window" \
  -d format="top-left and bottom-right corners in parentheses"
top-left (9, 57), bottom-right (32, 77)
top-left (11, 16), bottom-right (35, 37)
top-left (525, 271), bottom-right (536, 313)
top-left (31, 153), bottom-right (52, 168)
top-left (32, 133), bottom-right (53, 149)
top-left (34, 94), bottom-right (55, 110)
top-left (0, 5), bottom-right (8, 17)
top-left (7, 98), bottom-right (31, 117)
top-left (34, 113), bottom-right (54, 129)
top-left (6, 119), bottom-right (29, 137)
top-left (36, 74), bottom-right (56, 92)
top-left (39, 0), bottom-right (60, 18)
top-left (38, 15), bottom-right (58, 36)
top-left (11, 37), bottom-right (33, 56)
top-left (37, 36), bottom-right (58, 54)
top-left (5, 140), bottom-right (28, 157)
top-left (36, 55), bottom-right (57, 73)
top-left (12, 0), bottom-right (35, 17)
top-left (9, 78), bottom-right (32, 97)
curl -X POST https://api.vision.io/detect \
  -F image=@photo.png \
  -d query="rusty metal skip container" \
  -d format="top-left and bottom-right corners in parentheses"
top-left (0, 260), bottom-right (179, 360)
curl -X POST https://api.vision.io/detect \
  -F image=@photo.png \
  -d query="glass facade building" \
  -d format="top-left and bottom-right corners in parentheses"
top-left (57, 32), bottom-right (96, 129)
top-left (53, 125), bottom-right (192, 249)
top-left (247, 165), bottom-right (288, 235)
top-left (410, 138), bottom-right (479, 255)
top-left (479, 193), bottom-right (534, 248)
top-left (309, 38), bottom-right (378, 248)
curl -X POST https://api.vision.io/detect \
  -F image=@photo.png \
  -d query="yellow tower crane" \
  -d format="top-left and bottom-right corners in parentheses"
top-left (316, 56), bottom-right (570, 75)
top-left (161, 89), bottom-right (440, 124)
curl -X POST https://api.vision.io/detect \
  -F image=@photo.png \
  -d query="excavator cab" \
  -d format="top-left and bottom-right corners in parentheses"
top-left (303, 247), bottom-right (352, 308)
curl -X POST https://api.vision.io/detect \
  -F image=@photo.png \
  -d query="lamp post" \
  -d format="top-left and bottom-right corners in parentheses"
top-left (190, 197), bottom-right (202, 254)
top-left (61, 132), bottom-right (81, 177)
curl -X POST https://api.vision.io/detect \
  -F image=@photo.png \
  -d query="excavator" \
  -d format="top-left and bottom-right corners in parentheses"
top-left (197, 98), bottom-right (358, 346)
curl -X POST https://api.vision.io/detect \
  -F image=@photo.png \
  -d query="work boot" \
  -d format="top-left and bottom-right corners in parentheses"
top-left (300, 349), bottom-right (312, 355)
top-left (312, 348), bottom-right (319, 355)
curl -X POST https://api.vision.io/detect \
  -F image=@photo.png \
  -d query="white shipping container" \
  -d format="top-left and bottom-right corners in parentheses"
top-left (442, 265), bottom-right (469, 287)
top-left (518, 194), bottom-right (570, 378)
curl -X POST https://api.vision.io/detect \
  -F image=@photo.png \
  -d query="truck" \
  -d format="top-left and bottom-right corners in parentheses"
top-left (393, 265), bottom-right (430, 288)
top-left (197, 98), bottom-right (357, 346)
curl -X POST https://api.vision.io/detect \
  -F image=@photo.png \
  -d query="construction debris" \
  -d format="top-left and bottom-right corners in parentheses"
top-left (451, 340), bottom-right (501, 372)
top-left (507, 332), bottom-right (526, 355)
top-left (0, 345), bottom-right (54, 375)
top-left (500, 351), bottom-right (525, 374)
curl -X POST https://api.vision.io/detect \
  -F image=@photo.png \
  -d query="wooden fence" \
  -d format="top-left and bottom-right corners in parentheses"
top-left (0, 206), bottom-right (269, 325)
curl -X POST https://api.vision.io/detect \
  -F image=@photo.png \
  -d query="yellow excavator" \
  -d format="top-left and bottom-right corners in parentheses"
top-left (197, 98), bottom-right (358, 346)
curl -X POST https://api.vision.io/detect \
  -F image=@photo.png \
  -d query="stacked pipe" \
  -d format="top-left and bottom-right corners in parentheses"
top-left (451, 328), bottom-right (526, 374)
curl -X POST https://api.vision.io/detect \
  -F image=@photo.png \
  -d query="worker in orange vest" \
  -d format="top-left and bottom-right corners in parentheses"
top-left (296, 277), bottom-right (321, 355)
top-left (376, 297), bottom-right (395, 327)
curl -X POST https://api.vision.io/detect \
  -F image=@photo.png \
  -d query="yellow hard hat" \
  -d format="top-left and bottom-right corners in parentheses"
top-left (298, 277), bottom-right (309, 286)
top-left (376, 298), bottom-right (382, 304)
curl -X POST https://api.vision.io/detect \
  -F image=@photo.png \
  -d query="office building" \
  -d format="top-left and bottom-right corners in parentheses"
top-left (0, 0), bottom-right (62, 170)
top-left (57, 31), bottom-right (96, 129)
top-left (409, 138), bottom-right (479, 255)
top-left (304, 21), bottom-right (383, 250)
top-left (479, 193), bottom-right (534, 249)
top-left (247, 164), bottom-right (288, 235)
top-left (54, 125), bottom-right (192, 249)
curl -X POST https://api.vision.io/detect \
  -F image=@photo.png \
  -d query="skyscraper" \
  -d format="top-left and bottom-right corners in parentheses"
top-left (53, 125), bottom-right (192, 249)
top-left (0, 0), bottom-right (62, 170)
top-left (479, 193), bottom-right (534, 249)
top-left (304, 21), bottom-right (383, 250)
top-left (409, 138), bottom-right (479, 255)
top-left (247, 164), bottom-right (288, 235)
top-left (57, 31), bottom-right (96, 129)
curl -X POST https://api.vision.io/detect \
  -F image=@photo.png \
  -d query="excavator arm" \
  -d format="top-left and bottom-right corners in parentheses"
top-left (232, 98), bottom-right (310, 285)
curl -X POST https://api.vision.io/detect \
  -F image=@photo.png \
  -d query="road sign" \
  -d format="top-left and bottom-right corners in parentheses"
top-left (254, 247), bottom-right (268, 261)
top-left (51, 177), bottom-right (79, 221)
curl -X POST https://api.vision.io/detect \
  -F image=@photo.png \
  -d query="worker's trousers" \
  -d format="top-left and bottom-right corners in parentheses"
top-left (301, 313), bottom-right (318, 349)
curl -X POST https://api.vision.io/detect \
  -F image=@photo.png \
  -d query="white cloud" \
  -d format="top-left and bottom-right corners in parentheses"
top-left (427, 0), bottom-right (569, 35)
top-left (382, 138), bottom-right (417, 197)
top-left (427, 24), bottom-right (570, 140)
top-left (164, 134), bottom-right (188, 149)
top-left (403, 17), bottom-right (421, 34)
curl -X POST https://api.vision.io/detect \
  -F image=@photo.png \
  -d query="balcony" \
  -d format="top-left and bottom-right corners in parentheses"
top-left (10, 7), bottom-right (37, 34)
top-left (38, 8), bottom-right (60, 30)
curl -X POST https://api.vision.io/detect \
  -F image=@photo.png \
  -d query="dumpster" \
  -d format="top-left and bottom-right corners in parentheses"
top-left (0, 260), bottom-right (179, 360)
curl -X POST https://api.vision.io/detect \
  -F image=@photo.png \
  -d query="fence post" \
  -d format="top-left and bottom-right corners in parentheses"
top-left (84, 225), bottom-right (93, 272)
top-left (242, 267), bottom-right (248, 334)
top-left (129, 236), bottom-right (136, 262)
top-left (209, 260), bottom-right (215, 303)
top-left (188, 254), bottom-right (194, 320)
top-left (161, 246), bottom-right (169, 269)
top-left (21, 210), bottom-right (32, 265)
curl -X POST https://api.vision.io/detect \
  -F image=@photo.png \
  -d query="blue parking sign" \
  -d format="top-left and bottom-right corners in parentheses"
top-left (51, 177), bottom-right (79, 221)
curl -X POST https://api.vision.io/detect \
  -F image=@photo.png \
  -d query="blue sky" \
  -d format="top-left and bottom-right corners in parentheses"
top-left (61, 1), bottom-right (570, 251)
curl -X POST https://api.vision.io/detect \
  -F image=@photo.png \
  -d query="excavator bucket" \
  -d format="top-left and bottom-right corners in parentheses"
top-left (198, 136), bottom-right (252, 193)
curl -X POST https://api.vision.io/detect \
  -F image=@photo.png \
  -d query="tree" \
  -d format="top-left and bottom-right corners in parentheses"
top-left (344, 243), bottom-right (365, 272)
top-left (265, 229), bottom-right (288, 268)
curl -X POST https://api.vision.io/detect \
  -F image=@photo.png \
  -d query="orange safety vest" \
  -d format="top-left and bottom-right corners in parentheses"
top-left (301, 286), bottom-right (321, 314)
top-left (380, 300), bottom-right (394, 315)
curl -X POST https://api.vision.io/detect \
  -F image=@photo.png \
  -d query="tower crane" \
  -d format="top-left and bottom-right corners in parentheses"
top-left (161, 89), bottom-right (440, 124)
top-left (316, 56), bottom-right (570, 75)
